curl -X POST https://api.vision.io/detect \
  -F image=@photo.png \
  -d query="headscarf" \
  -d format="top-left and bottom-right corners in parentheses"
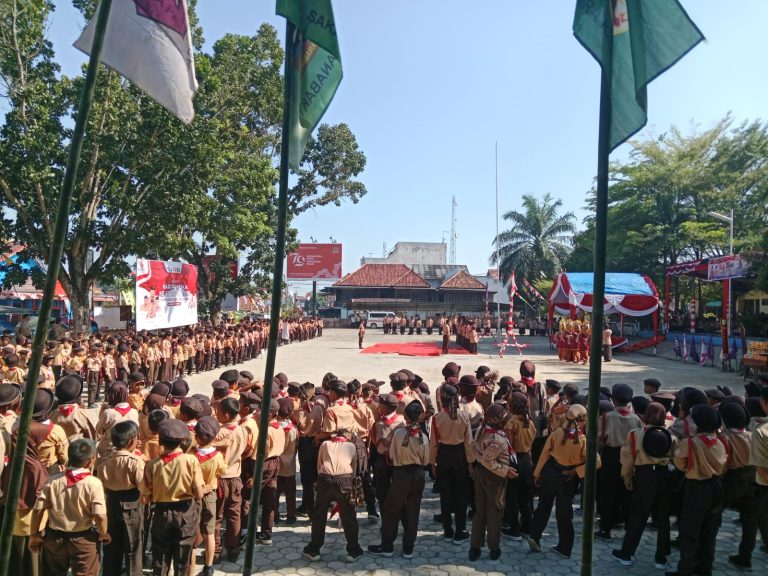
top-left (440, 383), bottom-right (459, 420)
top-left (644, 402), bottom-right (667, 427)
top-left (107, 383), bottom-right (129, 407)
top-left (562, 404), bottom-right (587, 445)
top-left (509, 391), bottom-right (531, 428)
top-left (2, 422), bottom-right (50, 511)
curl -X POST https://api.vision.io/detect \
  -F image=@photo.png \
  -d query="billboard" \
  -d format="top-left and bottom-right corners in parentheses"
top-left (707, 255), bottom-right (748, 281)
top-left (286, 243), bottom-right (342, 280)
top-left (135, 259), bottom-right (198, 331)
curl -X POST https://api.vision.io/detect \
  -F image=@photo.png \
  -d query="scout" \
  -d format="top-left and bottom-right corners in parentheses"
top-left (293, 382), bottom-right (324, 516)
top-left (255, 399), bottom-right (286, 546)
top-left (368, 400), bottom-right (430, 559)
top-left (29, 439), bottom-right (109, 576)
top-left (191, 416), bottom-right (227, 576)
top-left (85, 343), bottom-right (102, 407)
top-left (29, 388), bottom-right (69, 474)
top-left (468, 403), bottom-right (517, 561)
top-left (3, 353), bottom-right (26, 384)
top-left (95, 421), bottom-right (145, 576)
top-left (371, 393), bottom-right (404, 512)
top-left (276, 398), bottom-right (299, 526)
top-left (747, 388), bottom-right (768, 561)
top-left (142, 419), bottom-right (204, 576)
top-left (237, 391), bottom-right (260, 538)
top-left (503, 391), bottom-right (537, 540)
top-left (529, 404), bottom-right (598, 559)
top-left (52, 375), bottom-right (98, 441)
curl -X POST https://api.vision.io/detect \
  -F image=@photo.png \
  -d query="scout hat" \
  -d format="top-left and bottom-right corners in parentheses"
top-left (643, 378), bottom-right (662, 392)
top-left (545, 379), bottom-right (562, 391)
top-left (158, 419), bottom-right (190, 443)
top-left (404, 400), bottom-right (424, 421)
top-left (475, 366), bottom-right (491, 378)
top-left (0, 384), bottom-right (21, 407)
top-left (195, 415), bottom-right (220, 440)
top-left (219, 369), bottom-right (240, 385)
top-left (33, 389), bottom-right (55, 419)
top-left (612, 383), bottom-right (634, 404)
top-left (705, 388), bottom-right (726, 402)
top-left (239, 370), bottom-right (254, 382)
top-left (459, 375), bottom-right (480, 388)
top-left (275, 372), bottom-right (289, 385)
top-left (631, 396), bottom-right (650, 417)
top-left (54, 375), bottom-right (83, 404)
top-left (650, 391), bottom-right (676, 412)
top-left (179, 397), bottom-right (203, 419)
top-left (379, 393), bottom-right (399, 410)
top-left (191, 394), bottom-right (213, 417)
top-left (440, 383), bottom-right (459, 398)
top-left (277, 397), bottom-right (293, 418)
top-left (128, 372), bottom-right (146, 384)
top-left (211, 380), bottom-right (229, 395)
top-left (719, 400), bottom-right (750, 430)
top-left (599, 400), bottom-right (615, 415)
top-left (690, 404), bottom-right (722, 433)
top-left (150, 382), bottom-right (171, 399)
top-left (642, 426), bottom-right (672, 458)
top-left (269, 399), bottom-right (281, 413)
top-left (329, 380), bottom-right (348, 396)
top-left (398, 369), bottom-right (415, 382)
top-left (746, 396), bottom-right (767, 418)
top-left (441, 362), bottom-right (461, 378)
top-left (680, 387), bottom-right (707, 409)
top-left (389, 372), bottom-right (408, 388)
top-left (170, 379), bottom-right (189, 399)
top-left (484, 403), bottom-right (510, 428)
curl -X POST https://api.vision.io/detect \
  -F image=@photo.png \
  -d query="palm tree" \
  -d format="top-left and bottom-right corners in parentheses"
top-left (491, 193), bottom-right (576, 281)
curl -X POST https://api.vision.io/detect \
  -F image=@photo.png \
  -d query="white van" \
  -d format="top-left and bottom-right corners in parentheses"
top-left (365, 311), bottom-right (395, 328)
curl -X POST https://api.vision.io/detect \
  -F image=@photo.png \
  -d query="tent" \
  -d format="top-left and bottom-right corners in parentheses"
top-left (548, 272), bottom-right (661, 338)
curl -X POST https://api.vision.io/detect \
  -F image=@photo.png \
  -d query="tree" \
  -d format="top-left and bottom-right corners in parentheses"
top-left (0, 2), bottom-right (366, 332)
top-left (491, 193), bottom-right (576, 282)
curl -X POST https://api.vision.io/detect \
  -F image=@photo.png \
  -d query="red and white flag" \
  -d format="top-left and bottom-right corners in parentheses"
top-left (75, 0), bottom-right (198, 124)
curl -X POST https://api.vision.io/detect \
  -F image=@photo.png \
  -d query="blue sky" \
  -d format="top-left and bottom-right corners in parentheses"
top-left (47, 1), bottom-right (768, 289)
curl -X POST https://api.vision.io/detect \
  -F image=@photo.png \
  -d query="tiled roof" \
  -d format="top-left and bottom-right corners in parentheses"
top-left (440, 270), bottom-right (488, 290)
top-left (334, 264), bottom-right (432, 288)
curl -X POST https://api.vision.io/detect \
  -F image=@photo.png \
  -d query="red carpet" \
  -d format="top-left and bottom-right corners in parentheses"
top-left (361, 342), bottom-right (472, 356)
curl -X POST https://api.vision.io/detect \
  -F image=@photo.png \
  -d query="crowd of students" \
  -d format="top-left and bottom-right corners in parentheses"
top-left (0, 355), bottom-right (767, 576)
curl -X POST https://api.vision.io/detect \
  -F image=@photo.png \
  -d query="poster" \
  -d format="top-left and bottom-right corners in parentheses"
top-left (136, 259), bottom-right (198, 330)
top-left (286, 243), bottom-right (342, 280)
top-left (707, 255), bottom-right (747, 281)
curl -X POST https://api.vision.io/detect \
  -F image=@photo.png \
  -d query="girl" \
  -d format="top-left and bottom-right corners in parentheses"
top-left (503, 392), bottom-right (536, 539)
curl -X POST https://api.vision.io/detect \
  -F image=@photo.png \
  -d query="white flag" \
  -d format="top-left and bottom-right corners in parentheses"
top-left (75, 0), bottom-right (198, 124)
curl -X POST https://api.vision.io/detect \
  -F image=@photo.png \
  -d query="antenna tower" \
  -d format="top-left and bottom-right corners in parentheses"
top-left (449, 195), bottom-right (457, 265)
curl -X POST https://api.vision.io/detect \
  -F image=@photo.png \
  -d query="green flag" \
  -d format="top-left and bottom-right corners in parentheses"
top-left (573, 0), bottom-right (703, 152)
top-left (276, 0), bottom-right (343, 170)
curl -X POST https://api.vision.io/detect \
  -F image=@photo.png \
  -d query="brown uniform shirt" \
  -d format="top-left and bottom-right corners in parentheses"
top-left (3, 367), bottom-right (26, 384)
top-left (351, 402), bottom-right (376, 440)
top-left (35, 471), bottom-right (107, 532)
top-left (389, 427), bottom-right (429, 467)
top-left (266, 421), bottom-right (287, 459)
top-left (215, 423), bottom-right (249, 478)
top-left (96, 449), bottom-right (145, 492)
top-left (278, 424), bottom-right (298, 477)
top-left (321, 400), bottom-right (359, 435)
top-left (748, 421), bottom-right (768, 486)
top-left (294, 402), bottom-right (324, 438)
top-left (316, 438), bottom-right (356, 476)
top-left (193, 447), bottom-right (227, 492)
top-left (429, 410), bottom-right (474, 465)
top-left (600, 407), bottom-right (643, 448)
top-left (142, 449), bottom-right (203, 502)
top-left (721, 428), bottom-right (751, 470)
top-left (620, 427), bottom-right (675, 487)
top-left (239, 415), bottom-right (259, 459)
top-left (534, 427), bottom-right (600, 479)
top-left (36, 421), bottom-right (69, 472)
top-left (473, 426), bottom-right (513, 478)
top-left (51, 405), bottom-right (97, 442)
top-left (506, 414), bottom-right (537, 454)
top-left (373, 412), bottom-right (405, 456)
top-left (142, 435), bottom-right (163, 460)
top-left (673, 433), bottom-right (728, 480)
top-left (459, 398), bottom-right (484, 431)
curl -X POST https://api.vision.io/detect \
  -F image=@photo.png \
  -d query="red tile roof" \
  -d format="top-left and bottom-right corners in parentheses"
top-left (440, 271), bottom-right (487, 290)
top-left (334, 264), bottom-right (431, 288)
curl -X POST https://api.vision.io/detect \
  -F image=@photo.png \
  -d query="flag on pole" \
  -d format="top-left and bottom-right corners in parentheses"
top-left (682, 335), bottom-right (688, 362)
top-left (673, 336), bottom-right (681, 359)
top-left (276, 0), bottom-right (343, 170)
top-left (573, 0), bottom-right (704, 152)
top-left (74, 0), bottom-right (198, 124)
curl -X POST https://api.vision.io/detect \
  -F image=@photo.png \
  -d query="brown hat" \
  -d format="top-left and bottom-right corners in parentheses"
top-left (180, 397), bottom-right (203, 419)
top-left (379, 393), bottom-right (399, 410)
top-left (128, 372), bottom-right (146, 383)
top-left (389, 372), bottom-right (408, 384)
top-left (398, 369), bottom-right (415, 381)
top-left (442, 362), bottom-right (461, 378)
top-left (269, 399), bottom-right (281, 413)
top-left (158, 419), bottom-right (190, 444)
top-left (170, 379), bottom-right (189, 399)
top-left (211, 380), bottom-right (229, 394)
top-left (54, 375), bottom-right (83, 404)
top-left (195, 415), bottom-right (220, 439)
top-left (459, 375), bottom-right (480, 388)
top-left (33, 389), bottom-right (55, 419)
top-left (0, 384), bottom-right (21, 407)
top-left (277, 397), bottom-right (293, 418)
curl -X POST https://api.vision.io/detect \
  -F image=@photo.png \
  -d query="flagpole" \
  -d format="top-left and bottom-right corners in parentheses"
top-left (581, 65), bottom-right (612, 576)
top-left (495, 141), bottom-right (501, 340)
top-left (0, 1), bottom-right (114, 572)
top-left (242, 19), bottom-right (294, 576)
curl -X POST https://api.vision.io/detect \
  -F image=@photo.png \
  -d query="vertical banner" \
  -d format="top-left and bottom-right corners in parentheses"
top-left (135, 258), bottom-right (198, 330)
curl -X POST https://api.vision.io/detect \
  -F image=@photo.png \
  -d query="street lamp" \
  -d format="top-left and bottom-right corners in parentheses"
top-left (708, 209), bottom-right (734, 354)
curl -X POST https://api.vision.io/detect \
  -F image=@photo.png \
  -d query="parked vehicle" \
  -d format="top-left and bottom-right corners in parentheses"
top-left (365, 311), bottom-right (395, 329)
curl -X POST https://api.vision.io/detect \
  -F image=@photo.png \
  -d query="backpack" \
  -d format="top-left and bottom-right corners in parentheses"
top-left (347, 432), bottom-right (368, 507)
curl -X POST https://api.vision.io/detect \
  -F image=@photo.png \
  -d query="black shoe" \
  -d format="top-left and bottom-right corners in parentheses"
top-left (490, 549), bottom-right (501, 560)
top-left (528, 537), bottom-right (542, 553)
top-left (403, 547), bottom-right (414, 559)
top-left (501, 527), bottom-right (522, 541)
top-left (226, 549), bottom-right (240, 562)
top-left (296, 505), bottom-right (308, 515)
top-left (612, 550), bottom-right (633, 566)
top-left (452, 531), bottom-right (470, 545)
top-left (433, 513), bottom-right (444, 523)
top-left (595, 530), bottom-right (612, 541)
top-left (468, 548), bottom-right (481, 561)
top-left (286, 516), bottom-right (297, 525)
top-left (302, 546), bottom-right (320, 561)
top-left (346, 548), bottom-right (365, 562)
top-left (728, 556), bottom-right (752, 571)
top-left (443, 528), bottom-right (454, 541)
top-left (367, 545), bottom-right (393, 557)
top-left (552, 545), bottom-right (571, 559)
top-left (199, 567), bottom-right (214, 576)
top-left (256, 532), bottom-right (272, 546)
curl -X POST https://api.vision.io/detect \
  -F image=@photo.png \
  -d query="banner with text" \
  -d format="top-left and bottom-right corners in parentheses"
top-left (136, 259), bottom-right (198, 330)
top-left (707, 255), bottom-right (748, 281)
top-left (287, 243), bottom-right (342, 280)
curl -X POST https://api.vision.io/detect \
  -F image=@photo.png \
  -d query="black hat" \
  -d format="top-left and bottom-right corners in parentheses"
top-left (211, 380), bottom-right (229, 394)
top-left (459, 375), bottom-right (480, 388)
top-left (643, 378), bottom-right (662, 391)
top-left (389, 372), bottom-right (408, 384)
top-left (440, 383), bottom-right (459, 398)
top-left (379, 393), bottom-right (399, 410)
top-left (54, 375), bottom-right (83, 404)
top-left (275, 372), bottom-right (289, 385)
top-left (690, 404), bottom-right (722, 433)
top-left (398, 369), bottom-right (415, 382)
top-left (195, 415), bottom-right (220, 439)
top-left (545, 379), bottom-right (562, 391)
top-left (150, 382), bottom-right (170, 398)
top-left (719, 401), bottom-right (750, 430)
top-left (642, 426), bottom-right (673, 458)
top-left (269, 399), bottom-right (281, 413)
top-left (239, 370), bottom-right (254, 382)
top-left (705, 388), bottom-right (726, 402)
top-left (475, 365), bottom-right (491, 377)
top-left (681, 387), bottom-right (708, 409)
top-left (600, 386), bottom-right (613, 399)
top-left (0, 384), bottom-right (21, 406)
top-left (599, 400), bottom-right (615, 415)
top-left (219, 369), bottom-right (240, 385)
top-left (33, 389), bottom-right (55, 419)
top-left (158, 419), bottom-right (190, 443)
top-left (170, 379), bottom-right (189, 399)
top-left (180, 397), bottom-right (203, 419)
top-left (366, 379), bottom-right (384, 388)
top-left (191, 394), bottom-right (213, 417)
top-left (128, 372), bottom-right (146, 383)
top-left (746, 397), bottom-right (767, 418)
top-left (329, 380), bottom-right (348, 396)
top-left (631, 396), bottom-right (651, 416)
top-left (404, 400), bottom-right (423, 421)
top-left (441, 362), bottom-right (460, 378)
top-left (612, 383), bottom-right (634, 404)
top-left (651, 391), bottom-right (676, 411)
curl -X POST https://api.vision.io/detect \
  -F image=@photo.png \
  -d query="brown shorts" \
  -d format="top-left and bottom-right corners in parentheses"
top-left (200, 491), bottom-right (217, 535)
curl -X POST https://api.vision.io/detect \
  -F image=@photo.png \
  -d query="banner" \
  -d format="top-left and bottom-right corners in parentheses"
top-left (287, 243), bottom-right (342, 280)
top-left (707, 255), bottom-right (748, 281)
top-left (135, 258), bottom-right (198, 330)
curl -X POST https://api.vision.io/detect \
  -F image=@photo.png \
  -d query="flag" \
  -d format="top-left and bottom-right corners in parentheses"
top-left (521, 277), bottom-right (544, 301)
top-left (277, 0), bottom-right (343, 170)
top-left (673, 337), bottom-right (681, 359)
top-left (508, 272), bottom-right (517, 335)
top-left (573, 0), bottom-right (703, 151)
top-left (75, 1), bottom-right (198, 124)
top-left (682, 335), bottom-right (688, 361)
top-left (698, 336), bottom-right (708, 365)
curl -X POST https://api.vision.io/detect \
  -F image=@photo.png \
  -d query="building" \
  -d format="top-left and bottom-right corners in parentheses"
top-left (361, 242), bottom-right (447, 267)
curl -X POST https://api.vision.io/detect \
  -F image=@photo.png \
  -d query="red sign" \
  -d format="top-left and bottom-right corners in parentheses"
top-left (287, 243), bottom-right (342, 280)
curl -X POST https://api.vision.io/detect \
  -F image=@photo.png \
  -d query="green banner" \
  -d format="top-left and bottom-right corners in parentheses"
top-left (573, 0), bottom-right (703, 152)
top-left (277, 0), bottom-right (343, 170)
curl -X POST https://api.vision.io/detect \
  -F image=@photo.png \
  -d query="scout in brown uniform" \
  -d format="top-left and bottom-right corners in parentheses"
top-left (612, 402), bottom-right (675, 568)
top-left (52, 376), bottom-right (98, 441)
top-left (3, 353), bottom-right (26, 384)
top-left (302, 428), bottom-right (365, 563)
top-left (191, 416), bottom-right (227, 576)
top-left (474, 366), bottom-right (497, 410)
top-left (95, 421), bottom-right (145, 576)
top-left (85, 344), bottom-right (103, 407)
top-left (371, 393), bottom-right (405, 513)
top-left (212, 397), bottom-right (249, 560)
top-left (503, 391), bottom-right (537, 540)
top-left (28, 389), bottom-right (69, 474)
top-left (529, 404), bottom-right (599, 559)
top-left (748, 388), bottom-right (768, 560)
top-left (275, 398), bottom-right (299, 525)
top-left (126, 372), bottom-right (147, 412)
top-left (347, 380), bottom-right (379, 518)
top-left (254, 399), bottom-right (287, 545)
top-left (669, 404), bottom-right (728, 576)
top-left (430, 383), bottom-right (473, 542)
top-left (293, 382), bottom-right (324, 516)
top-left (468, 403), bottom-right (517, 561)
top-left (96, 384), bottom-right (139, 463)
top-left (39, 353), bottom-right (56, 390)
top-left (29, 439), bottom-right (109, 576)
top-left (237, 392), bottom-right (260, 536)
top-left (358, 319), bottom-right (366, 349)
top-left (368, 401), bottom-right (430, 558)
top-left (142, 419), bottom-right (204, 576)
top-left (318, 380), bottom-right (358, 439)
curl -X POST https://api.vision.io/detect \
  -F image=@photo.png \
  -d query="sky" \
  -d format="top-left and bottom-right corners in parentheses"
top-left (46, 1), bottom-right (768, 291)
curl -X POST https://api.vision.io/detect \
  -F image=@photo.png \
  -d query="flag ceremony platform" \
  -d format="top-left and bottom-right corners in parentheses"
top-left (361, 342), bottom-right (472, 357)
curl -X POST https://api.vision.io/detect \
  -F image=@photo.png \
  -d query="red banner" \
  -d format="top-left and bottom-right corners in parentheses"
top-left (287, 243), bottom-right (342, 280)
top-left (135, 259), bottom-right (198, 330)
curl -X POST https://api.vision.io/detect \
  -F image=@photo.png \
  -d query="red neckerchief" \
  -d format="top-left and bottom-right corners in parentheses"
top-left (278, 390), bottom-right (288, 398)
top-left (41, 420), bottom-right (54, 438)
top-left (58, 405), bottom-right (77, 417)
top-left (334, 399), bottom-right (345, 406)
top-left (133, 449), bottom-right (143, 457)
top-left (186, 420), bottom-right (197, 431)
top-left (66, 468), bottom-right (91, 487)
top-left (224, 423), bottom-right (238, 431)
top-left (483, 426), bottom-right (505, 437)
top-left (617, 406), bottom-right (632, 417)
top-left (394, 391), bottom-right (404, 401)
top-left (381, 412), bottom-right (399, 425)
top-left (280, 421), bottom-right (294, 432)
top-left (161, 452), bottom-right (183, 464)
top-left (194, 447), bottom-right (219, 463)
top-left (521, 376), bottom-right (535, 388)
top-left (408, 427), bottom-right (421, 437)
top-left (364, 398), bottom-right (375, 404)
top-left (666, 413), bottom-right (675, 421)
top-left (700, 434), bottom-right (718, 447)
top-left (226, 390), bottom-right (236, 396)
top-left (269, 421), bottom-right (280, 429)
top-left (349, 400), bottom-right (358, 409)
top-left (113, 403), bottom-right (132, 417)
top-left (567, 429), bottom-right (580, 440)
top-left (169, 398), bottom-right (181, 406)
top-left (331, 436), bottom-right (348, 443)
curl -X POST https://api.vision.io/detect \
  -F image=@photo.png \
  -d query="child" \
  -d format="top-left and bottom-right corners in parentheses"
top-left (142, 419), bottom-right (204, 575)
top-left (503, 391), bottom-right (536, 540)
top-left (95, 421), bottom-right (145, 576)
top-left (529, 404), bottom-right (598, 559)
top-left (468, 403), bottom-right (517, 561)
top-left (256, 399), bottom-right (286, 545)
top-left (191, 416), bottom-right (227, 576)
top-left (32, 388), bottom-right (69, 474)
top-left (85, 344), bottom-right (102, 408)
top-left (141, 409), bottom-right (170, 460)
top-left (29, 439), bottom-right (109, 576)
top-left (3, 353), bottom-right (26, 384)
top-left (126, 372), bottom-right (147, 412)
top-left (368, 400), bottom-right (430, 558)
top-left (96, 384), bottom-right (139, 463)
top-left (52, 375), bottom-right (97, 441)
top-left (276, 398), bottom-right (299, 525)
top-left (237, 392), bottom-right (260, 537)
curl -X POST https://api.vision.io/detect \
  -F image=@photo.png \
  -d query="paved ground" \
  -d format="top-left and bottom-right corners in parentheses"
top-left (171, 329), bottom-right (762, 575)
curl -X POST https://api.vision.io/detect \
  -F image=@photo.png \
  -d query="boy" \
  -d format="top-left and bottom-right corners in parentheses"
top-left (29, 439), bottom-right (109, 576)
top-left (192, 416), bottom-right (227, 576)
top-left (256, 399), bottom-right (286, 545)
top-left (95, 421), bottom-right (145, 576)
top-left (3, 353), bottom-right (26, 384)
top-left (141, 409), bottom-right (169, 460)
top-left (142, 419), bottom-right (204, 576)
top-left (51, 375), bottom-right (97, 441)
top-left (276, 398), bottom-right (298, 525)
top-left (32, 388), bottom-right (69, 473)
